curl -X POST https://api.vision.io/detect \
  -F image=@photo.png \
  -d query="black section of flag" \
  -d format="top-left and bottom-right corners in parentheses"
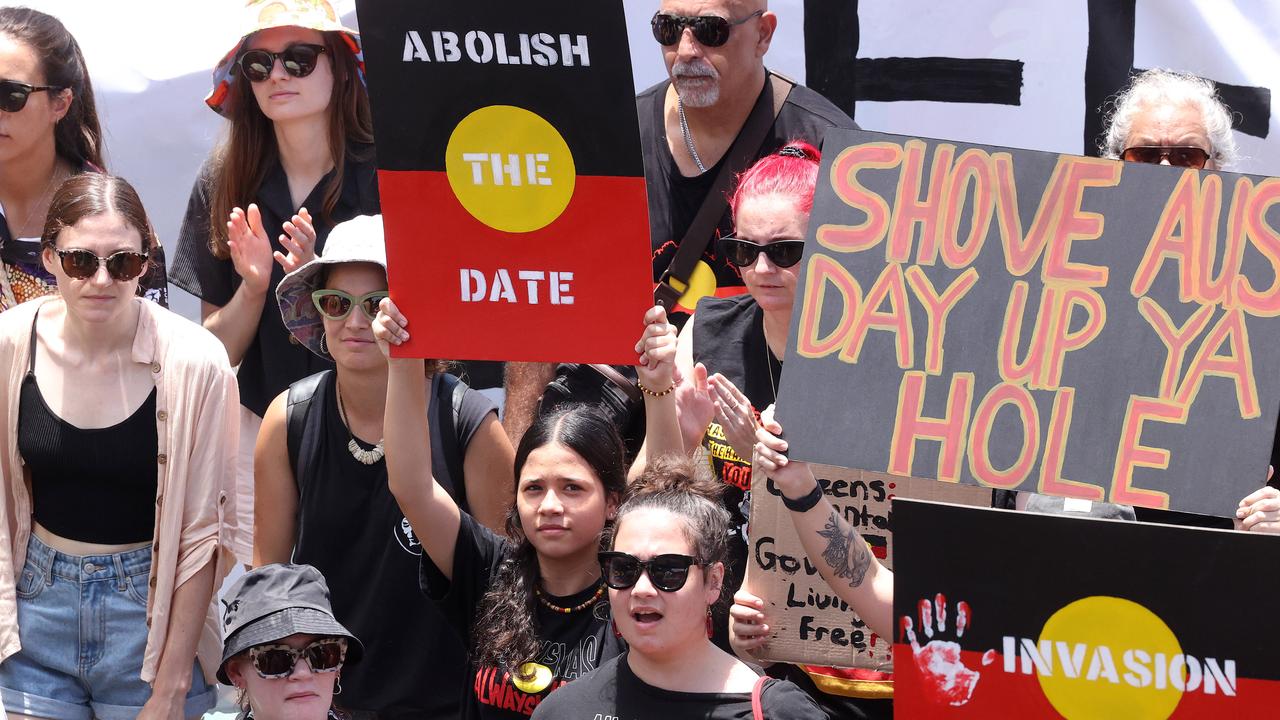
top-left (354, 0), bottom-right (642, 176)
top-left (893, 500), bottom-right (1280, 675)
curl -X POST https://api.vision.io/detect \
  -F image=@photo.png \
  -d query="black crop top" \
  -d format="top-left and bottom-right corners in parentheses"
top-left (19, 310), bottom-right (159, 544)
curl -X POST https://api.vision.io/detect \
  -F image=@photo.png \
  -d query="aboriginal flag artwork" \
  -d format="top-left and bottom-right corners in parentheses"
top-left (892, 499), bottom-right (1280, 718)
top-left (775, 128), bottom-right (1280, 517)
top-left (355, 0), bottom-right (651, 363)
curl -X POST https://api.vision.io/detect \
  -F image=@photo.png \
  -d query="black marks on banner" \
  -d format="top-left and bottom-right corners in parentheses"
top-left (855, 57), bottom-right (1024, 106)
top-left (803, 0), bottom-right (859, 117)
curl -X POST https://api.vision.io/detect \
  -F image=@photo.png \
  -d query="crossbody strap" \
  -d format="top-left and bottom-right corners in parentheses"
top-left (654, 72), bottom-right (795, 312)
top-left (751, 674), bottom-right (769, 720)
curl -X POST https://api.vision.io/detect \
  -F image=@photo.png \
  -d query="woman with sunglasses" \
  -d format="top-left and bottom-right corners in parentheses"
top-left (0, 173), bottom-right (238, 719)
top-left (169, 0), bottom-right (378, 563)
top-left (374, 292), bottom-right (693, 719)
top-left (219, 563), bottom-right (362, 720)
top-left (0, 7), bottom-right (169, 312)
top-left (530, 456), bottom-right (826, 719)
top-left (254, 214), bottom-right (513, 718)
top-left (635, 142), bottom-right (894, 717)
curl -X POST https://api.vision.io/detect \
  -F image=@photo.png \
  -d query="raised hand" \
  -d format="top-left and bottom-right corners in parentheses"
top-left (674, 361), bottom-right (715, 449)
top-left (635, 305), bottom-right (677, 392)
top-left (753, 404), bottom-right (814, 499)
top-left (274, 206), bottom-right (317, 273)
top-left (227, 204), bottom-right (275, 296)
top-left (709, 373), bottom-right (756, 461)
top-left (373, 296), bottom-right (410, 359)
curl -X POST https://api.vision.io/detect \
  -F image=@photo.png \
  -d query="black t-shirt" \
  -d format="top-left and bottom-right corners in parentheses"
top-left (291, 370), bottom-right (495, 719)
top-left (691, 293), bottom-right (779, 649)
top-left (167, 146), bottom-right (380, 416)
top-left (637, 75), bottom-right (855, 309)
top-left (530, 652), bottom-right (829, 720)
top-left (420, 514), bottom-right (625, 720)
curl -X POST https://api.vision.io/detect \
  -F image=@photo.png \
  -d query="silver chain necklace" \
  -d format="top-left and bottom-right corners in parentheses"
top-left (677, 95), bottom-right (708, 174)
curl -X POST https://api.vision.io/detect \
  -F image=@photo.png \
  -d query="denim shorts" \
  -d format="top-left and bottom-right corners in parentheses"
top-left (0, 533), bottom-right (215, 720)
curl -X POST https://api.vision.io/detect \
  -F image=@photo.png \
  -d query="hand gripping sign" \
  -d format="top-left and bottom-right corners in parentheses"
top-left (775, 129), bottom-right (1280, 517)
top-left (355, 0), bottom-right (651, 363)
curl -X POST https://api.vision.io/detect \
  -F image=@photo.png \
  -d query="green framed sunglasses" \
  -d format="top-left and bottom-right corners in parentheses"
top-left (311, 289), bottom-right (388, 321)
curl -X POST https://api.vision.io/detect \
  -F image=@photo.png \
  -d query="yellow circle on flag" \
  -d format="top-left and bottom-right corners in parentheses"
top-left (445, 105), bottom-right (575, 233)
top-left (1037, 596), bottom-right (1183, 719)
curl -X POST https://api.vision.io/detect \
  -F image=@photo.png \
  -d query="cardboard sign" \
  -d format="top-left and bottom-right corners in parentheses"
top-left (776, 128), bottom-right (1280, 516)
top-left (355, 0), bottom-right (651, 363)
top-left (743, 465), bottom-right (989, 669)
top-left (892, 499), bottom-right (1280, 717)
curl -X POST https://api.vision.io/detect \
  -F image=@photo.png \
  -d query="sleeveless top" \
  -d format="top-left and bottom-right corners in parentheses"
top-left (20, 308), bottom-right (158, 544)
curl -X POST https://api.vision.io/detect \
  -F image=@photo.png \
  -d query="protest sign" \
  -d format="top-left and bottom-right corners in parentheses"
top-left (744, 465), bottom-right (988, 669)
top-left (776, 129), bottom-right (1280, 516)
top-left (892, 499), bottom-right (1280, 717)
top-left (355, 0), bottom-right (651, 363)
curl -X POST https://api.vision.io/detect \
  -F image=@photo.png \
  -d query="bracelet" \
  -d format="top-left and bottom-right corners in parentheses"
top-left (781, 481), bottom-right (824, 512)
top-left (637, 380), bottom-right (676, 397)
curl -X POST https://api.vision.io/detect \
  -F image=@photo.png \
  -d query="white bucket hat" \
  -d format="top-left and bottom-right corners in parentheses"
top-left (276, 214), bottom-right (386, 358)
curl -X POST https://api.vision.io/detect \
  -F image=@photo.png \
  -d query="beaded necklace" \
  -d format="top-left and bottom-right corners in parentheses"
top-left (534, 581), bottom-right (605, 615)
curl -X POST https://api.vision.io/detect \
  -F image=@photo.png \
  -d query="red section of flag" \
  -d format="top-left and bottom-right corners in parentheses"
top-left (379, 170), bottom-right (652, 364)
top-left (892, 645), bottom-right (1278, 717)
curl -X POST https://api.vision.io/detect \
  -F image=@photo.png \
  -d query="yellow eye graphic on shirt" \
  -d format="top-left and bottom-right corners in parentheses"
top-left (445, 105), bottom-right (576, 233)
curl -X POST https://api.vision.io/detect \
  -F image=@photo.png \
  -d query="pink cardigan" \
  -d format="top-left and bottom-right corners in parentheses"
top-left (0, 297), bottom-right (242, 684)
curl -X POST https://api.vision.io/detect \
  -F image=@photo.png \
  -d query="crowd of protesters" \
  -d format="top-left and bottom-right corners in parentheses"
top-left (0, 1), bottom-right (1276, 719)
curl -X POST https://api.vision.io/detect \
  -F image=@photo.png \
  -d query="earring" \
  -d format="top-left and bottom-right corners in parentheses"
top-left (334, 676), bottom-right (343, 695)
top-left (706, 607), bottom-right (714, 638)
top-left (611, 618), bottom-right (622, 638)
top-left (320, 331), bottom-right (330, 356)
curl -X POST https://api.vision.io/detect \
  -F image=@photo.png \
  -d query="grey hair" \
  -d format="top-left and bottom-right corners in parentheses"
top-left (1099, 68), bottom-right (1238, 170)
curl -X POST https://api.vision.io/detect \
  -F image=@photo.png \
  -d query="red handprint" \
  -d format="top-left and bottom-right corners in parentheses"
top-left (900, 594), bottom-right (982, 707)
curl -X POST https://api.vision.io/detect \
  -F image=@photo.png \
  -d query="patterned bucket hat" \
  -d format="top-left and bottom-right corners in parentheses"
top-left (205, 0), bottom-right (363, 116)
top-left (277, 214), bottom-right (387, 359)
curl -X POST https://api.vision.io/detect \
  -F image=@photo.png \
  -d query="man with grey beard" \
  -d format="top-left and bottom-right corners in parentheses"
top-left (500, 0), bottom-right (857, 448)
top-left (639, 0), bottom-right (855, 320)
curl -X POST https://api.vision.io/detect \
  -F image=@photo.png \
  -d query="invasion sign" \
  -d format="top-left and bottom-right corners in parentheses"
top-left (892, 499), bottom-right (1280, 717)
top-left (776, 129), bottom-right (1280, 516)
top-left (355, 0), bottom-right (651, 363)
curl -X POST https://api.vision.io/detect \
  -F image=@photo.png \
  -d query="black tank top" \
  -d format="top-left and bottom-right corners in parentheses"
top-left (20, 309), bottom-right (158, 544)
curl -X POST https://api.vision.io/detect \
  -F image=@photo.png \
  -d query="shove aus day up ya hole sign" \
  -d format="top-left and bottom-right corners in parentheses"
top-left (775, 128), bottom-right (1280, 517)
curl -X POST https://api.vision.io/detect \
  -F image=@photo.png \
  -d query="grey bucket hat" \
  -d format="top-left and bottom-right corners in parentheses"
top-left (277, 213), bottom-right (387, 358)
top-left (217, 563), bottom-right (363, 684)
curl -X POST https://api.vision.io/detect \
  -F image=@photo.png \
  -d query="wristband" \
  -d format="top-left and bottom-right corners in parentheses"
top-left (781, 481), bottom-right (823, 512)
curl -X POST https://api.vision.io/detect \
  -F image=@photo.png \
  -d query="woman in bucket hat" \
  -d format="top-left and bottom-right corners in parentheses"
top-left (219, 563), bottom-right (363, 720)
top-left (169, 0), bottom-right (379, 564)
top-left (254, 214), bottom-right (514, 718)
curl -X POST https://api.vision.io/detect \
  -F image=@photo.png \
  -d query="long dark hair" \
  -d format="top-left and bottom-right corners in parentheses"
top-left (207, 29), bottom-right (373, 258)
top-left (0, 7), bottom-right (104, 169)
top-left (470, 406), bottom-right (627, 677)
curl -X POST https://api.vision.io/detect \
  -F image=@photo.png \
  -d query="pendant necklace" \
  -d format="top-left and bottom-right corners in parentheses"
top-left (336, 381), bottom-right (385, 465)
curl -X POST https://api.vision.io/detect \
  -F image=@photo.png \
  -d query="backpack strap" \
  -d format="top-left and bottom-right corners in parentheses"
top-left (436, 372), bottom-right (469, 509)
top-left (751, 674), bottom-right (769, 720)
top-left (286, 370), bottom-right (331, 482)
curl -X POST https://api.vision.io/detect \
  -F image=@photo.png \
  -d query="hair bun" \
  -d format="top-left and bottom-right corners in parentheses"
top-left (629, 454), bottom-right (724, 505)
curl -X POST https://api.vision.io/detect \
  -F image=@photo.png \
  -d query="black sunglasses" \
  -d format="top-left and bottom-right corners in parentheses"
top-left (599, 551), bottom-right (704, 593)
top-left (1120, 145), bottom-right (1212, 169)
top-left (650, 10), bottom-right (764, 47)
top-left (311, 289), bottom-right (387, 321)
top-left (0, 79), bottom-right (64, 113)
top-left (248, 637), bottom-right (347, 679)
top-left (53, 248), bottom-right (149, 282)
top-left (719, 237), bottom-right (805, 268)
top-left (237, 43), bottom-right (327, 83)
